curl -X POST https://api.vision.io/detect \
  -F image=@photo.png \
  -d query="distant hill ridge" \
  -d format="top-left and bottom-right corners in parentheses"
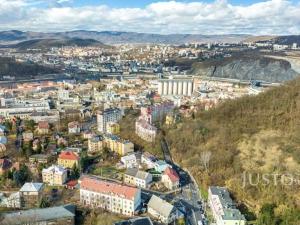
top-left (0, 30), bottom-right (250, 45)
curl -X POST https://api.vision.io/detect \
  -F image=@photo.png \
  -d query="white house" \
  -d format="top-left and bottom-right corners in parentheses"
top-left (121, 153), bottom-right (137, 168)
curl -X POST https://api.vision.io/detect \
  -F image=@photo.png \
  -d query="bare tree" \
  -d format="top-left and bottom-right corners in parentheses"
top-left (200, 151), bottom-right (212, 172)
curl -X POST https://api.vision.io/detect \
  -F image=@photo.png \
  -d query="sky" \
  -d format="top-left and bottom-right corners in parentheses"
top-left (1, 0), bottom-right (300, 35)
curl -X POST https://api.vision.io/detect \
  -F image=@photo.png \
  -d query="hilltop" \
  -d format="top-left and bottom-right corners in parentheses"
top-left (11, 38), bottom-right (107, 50)
top-left (165, 78), bottom-right (300, 224)
top-left (191, 52), bottom-right (299, 82)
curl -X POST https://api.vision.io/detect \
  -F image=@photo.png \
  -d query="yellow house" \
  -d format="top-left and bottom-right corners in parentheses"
top-left (57, 151), bottom-right (80, 169)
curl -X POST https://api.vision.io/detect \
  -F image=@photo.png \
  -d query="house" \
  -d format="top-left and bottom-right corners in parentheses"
top-left (147, 195), bottom-right (181, 224)
top-left (42, 165), bottom-right (68, 186)
top-left (0, 158), bottom-right (12, 175)
top-left (88, 136), bottom-right (103, 153)
top-left (0, 125), bottom-right (7, 135)
top-left (106, 122), bottom-right (120, 134)
top-left (19, 182), bottom-right (44, 208)
top-left (208, 186), bottom-right (246, 225)
top-left (121, 153), bottom-right (137, 168)
top-left (0, 192), bottom-right (21, 208)
top-left (1, 204), bottom-right (76, 225)
top-left (114, 217), bottom-right (153, 225)
top-left (83, 130), bottom-right (94, 139)
top-left (141, 152), bottom-right (157, 169)
top-left (58, 151), bottom-right (80, 169)
top-left (22, 131), bottom-right (34, 142)
top-left (0, 136), bottom-right (8, 145)
top-left (80, 176), bottom-right (141, 216)
top-left (124, 168), bottom-right (153, 188)
top-left (154, 160), bottom-right (170, 173)
top-left (68, 121), bottom-right (81, 134)
top-left (29, 154), bottom-right (50, 164)
top-left (37, 121), bottom-right (49, 134)
top-left (161, 167), bottom-right (180, 190)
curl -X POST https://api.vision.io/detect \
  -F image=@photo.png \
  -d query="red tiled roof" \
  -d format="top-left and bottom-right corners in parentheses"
top-left (59, 151), bottom-right (79, 161)
top-left (38, 121), bottom-right (49, 129)
top-left (80, 176), bottom-right (139, 200)
top-left (164, 167), bottom-right (179, 182)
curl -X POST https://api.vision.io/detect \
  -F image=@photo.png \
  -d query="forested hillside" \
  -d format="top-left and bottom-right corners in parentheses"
top-left (165, 78), bottom-right (300, 224)
top-left (0, 57), bottom-right (58, 79)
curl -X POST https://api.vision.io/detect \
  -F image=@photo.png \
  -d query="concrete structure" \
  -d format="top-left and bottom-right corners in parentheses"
top-left (80, 176), bottom-right (141, 216)
top-left (97, 108), bottom-right (122, 133)
top-left (208, 186), bottom-right (246, 225)
top-left (42, 165), bottom-right (68, 186)
top-left (158, 79), bottom-right (194, 96)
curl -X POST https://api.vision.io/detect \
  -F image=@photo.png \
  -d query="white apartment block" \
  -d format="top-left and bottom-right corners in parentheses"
top-left (97, 108), bottom-right (122, 133)
top-left (208, 186), bottom-right (246, 225)
top-left (80, 176), bottom-right (141, 216)
top-left (0, 98), bottom-right (50, 119)
top-left (42, 165), bottom-right (68, 186)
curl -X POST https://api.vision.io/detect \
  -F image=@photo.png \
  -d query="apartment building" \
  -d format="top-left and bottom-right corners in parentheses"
top-left (88, 136), bottom-right (103, 153)
top-left (161, 167), bottom-right (180, 190)
top-left (208, 186), bottom-right (246, 225)
top-left (97, 108), bottom-right (122, 133)
top-left (42, 165), bottom-right (68, 186)
top-left (103, 134), bottom-right (134, 156)
top-left (80, 176), bottom-right (141, 216)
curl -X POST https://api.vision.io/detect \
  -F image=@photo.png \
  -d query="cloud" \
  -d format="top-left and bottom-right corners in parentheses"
top-left (0, 0), bottom-right (299, 34)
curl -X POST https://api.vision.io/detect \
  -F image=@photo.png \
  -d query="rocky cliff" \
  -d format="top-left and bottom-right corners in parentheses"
top-left (192, 55), bottom-right (299, 83)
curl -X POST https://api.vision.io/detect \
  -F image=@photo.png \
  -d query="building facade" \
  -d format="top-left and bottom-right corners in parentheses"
top-left (42, 165), bottom-right (68, 186)
top-left (80, 176), bottom-right (141, 216)
top-left (97, 108), bottom-right (122, 133)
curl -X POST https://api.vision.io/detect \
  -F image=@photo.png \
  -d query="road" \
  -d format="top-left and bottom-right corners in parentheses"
top-left (161, 137), bottom-right (207, 225)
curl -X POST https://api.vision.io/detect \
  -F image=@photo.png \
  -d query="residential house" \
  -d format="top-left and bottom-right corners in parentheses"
top-left (154, 160), bottom-right (170, 173)
top-left (68, 121), bottom-right (81, 134)
top-left (19, 182), bottom-right (44, 208)
top-left (22, 131), bottom-right (34, 142)
top-left (80, 176), bottom-right (141, 216)
top-left (161, 167), bottom-right (180, 190)
top-left (0, 192), bottom-right (20, 208)
top-left (0, 158), bottom-right (12, 175)
top-left (121, 153), bottom-right (137, 168)
top-left (141, 152), bottom-right (157, 169)
top-left (58, 151), bottom-right (80, 169)
top-left (147, 195), bottom-right (181, 224)
top-left (124, 168), bottom-right (153, 188)
top-left (29, 154), bottom-right (51, 164)
top-left (37, 121), bottom-right (49, 135)
top-left (42, 165), bottom-right (68, 186)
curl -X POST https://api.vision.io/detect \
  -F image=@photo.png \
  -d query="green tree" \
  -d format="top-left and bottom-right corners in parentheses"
top-left (257, 203), bottom-right (278, 225)
top-left (70, 164), bottom-right (80, 180)
top-left (13, 165), bottom-right (30, 186)
top-left (39, 197), bottom-right (50, 208)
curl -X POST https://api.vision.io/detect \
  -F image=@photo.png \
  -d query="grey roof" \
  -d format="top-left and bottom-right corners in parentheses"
top-left (125, 168), bottom-right (151, 180)
top-left (1, 204), bottom-right (75, 225)
top-left (19, 182), bottom-right (44, 192)
top-left (209, 186), bottom-right (246, 221)
top-left (148, 195), bottom-right (174, 218)
top-left (114, 217), bottom-right (153, 225)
